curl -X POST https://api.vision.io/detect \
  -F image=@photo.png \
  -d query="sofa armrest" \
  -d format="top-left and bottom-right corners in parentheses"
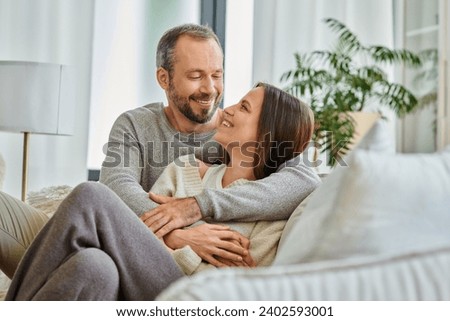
top-left (156, 246), bottom-right (450, 300)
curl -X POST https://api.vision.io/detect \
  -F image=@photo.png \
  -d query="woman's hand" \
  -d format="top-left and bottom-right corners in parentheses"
top-left (215, 241), bottom-right (256, 268)
top-left (164, 223), bottom-right (254, 268)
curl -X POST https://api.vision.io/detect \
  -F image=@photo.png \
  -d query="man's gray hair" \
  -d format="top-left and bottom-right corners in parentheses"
top-left (156, 24), bottom-right (222, 75)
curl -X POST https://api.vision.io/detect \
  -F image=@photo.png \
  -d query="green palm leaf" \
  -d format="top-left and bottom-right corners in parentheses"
top-left (280, 17), bottom-right (422, 166)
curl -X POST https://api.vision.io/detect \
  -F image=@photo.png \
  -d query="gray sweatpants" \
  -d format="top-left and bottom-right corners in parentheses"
top-left (6, 182), bottom-right (183, 300)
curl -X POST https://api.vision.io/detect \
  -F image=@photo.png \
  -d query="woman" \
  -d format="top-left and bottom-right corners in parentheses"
top-left (6, 83), bottom-right (314, 300)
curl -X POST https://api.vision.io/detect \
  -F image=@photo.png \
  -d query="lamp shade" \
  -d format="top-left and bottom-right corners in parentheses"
top-left (0, 61), bottom-right (74, 135)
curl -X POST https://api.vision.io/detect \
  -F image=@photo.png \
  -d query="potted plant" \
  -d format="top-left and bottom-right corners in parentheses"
top-left (281, 17), bottom-right (423, 166)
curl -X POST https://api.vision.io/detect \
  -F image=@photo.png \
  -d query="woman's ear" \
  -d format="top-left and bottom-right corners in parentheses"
top-left (156, 67), bottom-right (169, 90)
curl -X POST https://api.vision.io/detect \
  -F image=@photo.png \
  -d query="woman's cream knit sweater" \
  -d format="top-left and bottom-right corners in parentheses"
top-left (150, 154), bottom-right (286, 275)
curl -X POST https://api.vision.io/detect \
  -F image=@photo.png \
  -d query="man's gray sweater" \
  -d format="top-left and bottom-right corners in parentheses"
top-left (99, 103), bottom-right (321, 222)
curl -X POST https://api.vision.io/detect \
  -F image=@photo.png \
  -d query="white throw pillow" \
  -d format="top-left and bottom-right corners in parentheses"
top-left (274, 146), bottom-right (450, 265)
top-left (277, 119), bottom-right (393, 254)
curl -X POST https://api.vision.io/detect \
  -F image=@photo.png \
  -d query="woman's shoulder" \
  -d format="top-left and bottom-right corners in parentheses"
top-left (173, 154), bottom-right (208, 178)
top-left (175, 154), bottom-right (225, 181)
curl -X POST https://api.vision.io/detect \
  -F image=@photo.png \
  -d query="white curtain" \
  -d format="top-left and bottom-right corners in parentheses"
top-left (253, 0), bottom-right (395, 86)
top-left (0, 0), bottom-right (94, 197)
top-left (252, 0), bottom-right (396, 161)
top-left (397, 0), bottom-right (440, 153)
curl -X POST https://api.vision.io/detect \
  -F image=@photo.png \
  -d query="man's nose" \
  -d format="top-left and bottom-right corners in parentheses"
top-left (200, 76), bottom-right (214, 94)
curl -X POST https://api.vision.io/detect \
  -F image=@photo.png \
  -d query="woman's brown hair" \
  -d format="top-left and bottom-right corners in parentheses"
top-left (252, 82), bottom-right (314, 179)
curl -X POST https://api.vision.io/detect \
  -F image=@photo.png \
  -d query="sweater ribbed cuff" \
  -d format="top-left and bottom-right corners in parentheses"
top-left (194, 193), bottom-right (213, 219)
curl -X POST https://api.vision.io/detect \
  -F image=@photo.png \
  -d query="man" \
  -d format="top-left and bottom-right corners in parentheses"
top-left (99, 23), bottom-right (320, 262)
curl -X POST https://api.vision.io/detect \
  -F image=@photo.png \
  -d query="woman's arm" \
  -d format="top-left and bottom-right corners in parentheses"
top-left (163, 223), bottom-right (253, 267)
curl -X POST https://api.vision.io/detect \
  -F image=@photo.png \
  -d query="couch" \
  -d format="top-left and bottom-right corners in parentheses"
top-left (156, 120), bottom-right (450, 300)
top-left (1, 120), bottom-right (450, 300)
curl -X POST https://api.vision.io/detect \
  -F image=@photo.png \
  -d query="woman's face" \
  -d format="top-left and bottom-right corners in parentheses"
top-left (214, 87), bottom-right (264, 152)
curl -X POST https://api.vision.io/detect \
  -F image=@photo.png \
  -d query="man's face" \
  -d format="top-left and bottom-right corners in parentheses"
top-left (166, 35), bottom-right (224, 124)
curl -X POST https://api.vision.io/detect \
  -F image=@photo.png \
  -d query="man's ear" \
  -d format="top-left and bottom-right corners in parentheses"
top-left (157, 67), bottom-right (169, 90)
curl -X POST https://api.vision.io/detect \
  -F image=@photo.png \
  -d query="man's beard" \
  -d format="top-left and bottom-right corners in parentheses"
top-left (168, 80), bottom-right (222, 124)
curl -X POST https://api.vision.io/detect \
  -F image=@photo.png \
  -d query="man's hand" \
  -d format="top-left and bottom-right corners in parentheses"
top-left (163, 223), bottom-right (254, 268)
top-left (140, 192), bottom-right (202, 238)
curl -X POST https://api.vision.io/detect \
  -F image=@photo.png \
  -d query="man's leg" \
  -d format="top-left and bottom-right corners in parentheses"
top-left (33, 248), bottom-right (120, 300)
top-left (6, 182), bottom-right (183, 301)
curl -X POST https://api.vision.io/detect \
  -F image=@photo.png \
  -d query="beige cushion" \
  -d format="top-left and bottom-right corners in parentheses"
top-left (351, 117), bottom-right (395, 152)
top-left (0, 191), bottom-right (49, 279)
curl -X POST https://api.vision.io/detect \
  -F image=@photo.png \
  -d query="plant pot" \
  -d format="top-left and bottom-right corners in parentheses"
top-left (346, 111), bottom-right (381, 150)
top-left (312, 111), bottom-right (381, 167)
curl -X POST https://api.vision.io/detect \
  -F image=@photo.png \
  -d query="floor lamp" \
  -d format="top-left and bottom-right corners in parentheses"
top-left (0, 61), bottom-right (74, 201)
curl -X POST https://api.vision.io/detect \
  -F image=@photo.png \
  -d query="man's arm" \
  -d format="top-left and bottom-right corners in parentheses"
top-left (195, 156), bottom-right (321, 222)
top-left (99, 112), bottom-right (158, 215)
top-left (144, 156), bottom-right (321, 237)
